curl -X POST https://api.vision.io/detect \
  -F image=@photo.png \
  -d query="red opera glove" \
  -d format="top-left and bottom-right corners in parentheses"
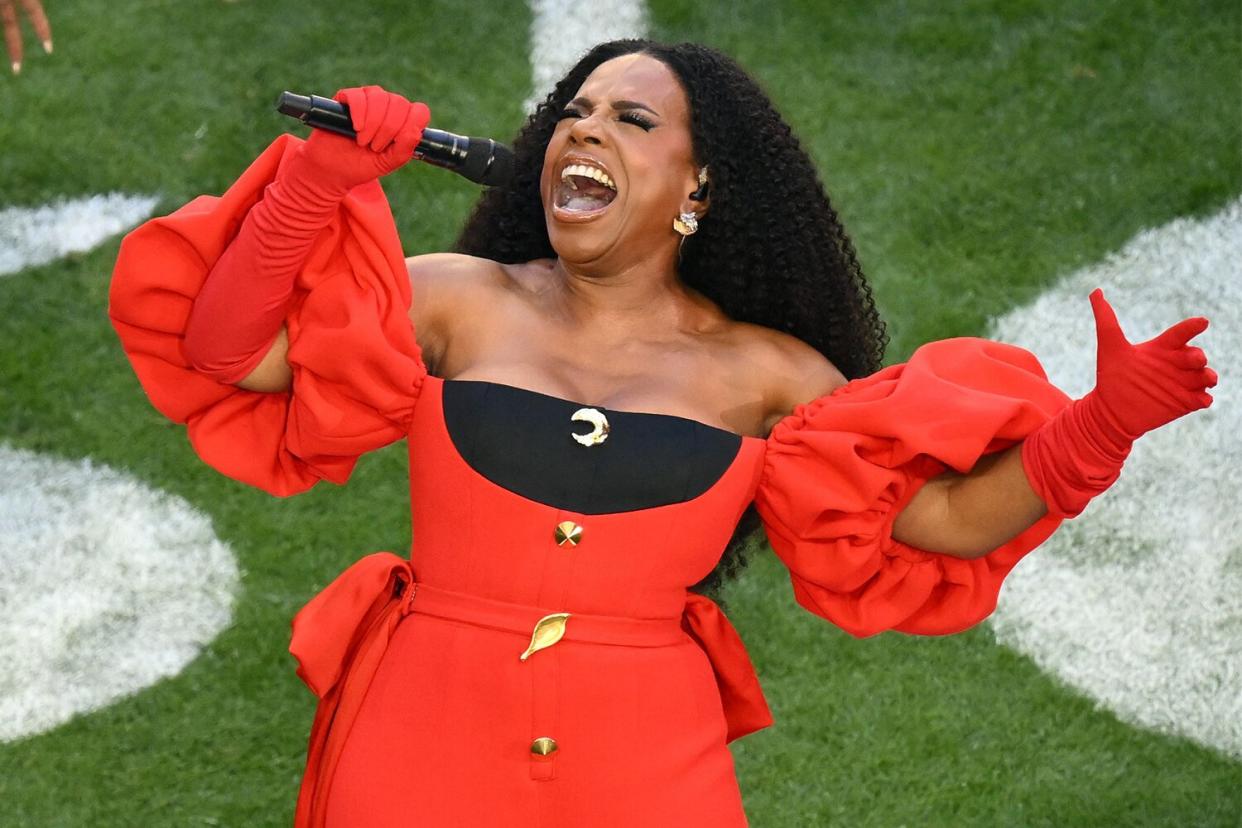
top-left (182, 86), bottom-right (430, 383)
top-left (1021, 288), bottom-right (1218, 518)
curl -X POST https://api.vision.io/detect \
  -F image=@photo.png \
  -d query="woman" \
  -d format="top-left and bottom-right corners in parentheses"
top-left (109, 40), bottom-right (1215, 827)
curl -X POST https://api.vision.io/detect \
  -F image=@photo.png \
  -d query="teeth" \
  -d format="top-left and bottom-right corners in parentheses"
top-left (560, 163), bottom-right (616, 191)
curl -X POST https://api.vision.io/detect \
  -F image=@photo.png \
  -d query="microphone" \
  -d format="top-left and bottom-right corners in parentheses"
top-left (275, 91), bottom-right (515, 187)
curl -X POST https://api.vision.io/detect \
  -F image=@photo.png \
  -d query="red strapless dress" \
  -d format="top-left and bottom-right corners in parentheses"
top-left (109, 135), bottom-right (1070, 827)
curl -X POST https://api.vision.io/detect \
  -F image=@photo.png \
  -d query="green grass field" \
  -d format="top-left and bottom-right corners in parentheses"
top-left (1, 0), bottom-right (1239, 825)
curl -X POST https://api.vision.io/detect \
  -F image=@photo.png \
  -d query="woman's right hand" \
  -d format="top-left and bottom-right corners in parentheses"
top-left (289, 85), bottom-right (431, 195)
top-left (185, 86), bottom-right (428, 387)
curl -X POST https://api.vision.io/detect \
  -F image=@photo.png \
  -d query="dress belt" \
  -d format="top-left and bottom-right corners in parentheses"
top-left (406, 580), bottom-right (687, 653)
top-left (288, 551), bottom-right (773, 828)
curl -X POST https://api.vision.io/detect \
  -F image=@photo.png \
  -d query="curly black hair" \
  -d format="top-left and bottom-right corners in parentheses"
top-left (454, 40), bottom-right (888, 609)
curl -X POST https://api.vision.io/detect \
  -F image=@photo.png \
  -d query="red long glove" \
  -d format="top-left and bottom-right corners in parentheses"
top-left (1021, 288), bottom-right (1218, 518)
top-left (182, 86), bottom-right (430, 383)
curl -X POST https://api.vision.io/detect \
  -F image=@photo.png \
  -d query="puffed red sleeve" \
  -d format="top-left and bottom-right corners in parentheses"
top-left (754, 337), bottom-right (1072, 638)
top-left (108, 133), bottom-right (427, 497)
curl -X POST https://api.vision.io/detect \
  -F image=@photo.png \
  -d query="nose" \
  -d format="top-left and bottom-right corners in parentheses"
top-left (567, 112), bottom-right (605, 146)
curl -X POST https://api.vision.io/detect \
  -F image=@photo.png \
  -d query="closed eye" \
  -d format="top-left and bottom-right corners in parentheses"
top-left (557, 107), bottom-right (655, 131)
top-left (618, 111), bottom-right (655, 131)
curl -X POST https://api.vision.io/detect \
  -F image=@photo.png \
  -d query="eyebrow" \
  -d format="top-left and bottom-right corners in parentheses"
top-left (568, 96), bottom-right (661, 118)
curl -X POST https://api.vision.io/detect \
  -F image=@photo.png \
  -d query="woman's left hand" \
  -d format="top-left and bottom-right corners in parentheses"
top-left (894, 290), bottom-right (1220, 553)
top-left (1087, 288), bottom-right (1218, 439)
top-left (2, 0), bottom-right (52, 75)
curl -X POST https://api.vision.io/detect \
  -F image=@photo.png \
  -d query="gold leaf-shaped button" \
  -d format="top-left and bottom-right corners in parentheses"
top-left (519, 612), bottom-right (570, 661)
top-left (554, 521), bottom-right (583, 547)
top-left (530, 736), bottom-right (558, 755)
top-left (570, 407), bottom-right (610, 446)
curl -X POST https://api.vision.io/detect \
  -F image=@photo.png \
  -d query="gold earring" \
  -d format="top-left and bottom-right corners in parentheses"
top-left (673, 211), bottom-right (699, 236)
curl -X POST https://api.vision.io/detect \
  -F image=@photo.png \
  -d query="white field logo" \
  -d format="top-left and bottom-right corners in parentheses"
top-left (0, 446), bottom-right (239, 742)
top-left (0, 193), bottom-right (241, 743)
top-left (987, 197), bottom-right (1241, 760)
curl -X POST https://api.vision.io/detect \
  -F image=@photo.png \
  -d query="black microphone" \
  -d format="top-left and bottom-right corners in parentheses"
top-left (275, 91), bottom-right (514, 187)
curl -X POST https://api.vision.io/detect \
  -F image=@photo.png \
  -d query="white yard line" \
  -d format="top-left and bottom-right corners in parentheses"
top-left (0, 193), bottom-right (159, 276)
top-left (525, 0), bottom-right (648, 113)
top-left (0, 445), bottom-right (239, 742)
top-left (987, 197), bottom-right (1242, 760)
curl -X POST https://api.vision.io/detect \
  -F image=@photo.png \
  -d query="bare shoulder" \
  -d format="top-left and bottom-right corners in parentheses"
top-left (405, 252), bottom-right (511, 294)
top-left (729, 322), bottom-right (848, 434)
top-left (405, 252), bottom-right (546, 304)
top-left (405, 253), bottom-right (519, 373)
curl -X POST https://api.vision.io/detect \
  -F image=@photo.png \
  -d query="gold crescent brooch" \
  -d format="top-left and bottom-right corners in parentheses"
top-left (570, 407), bottom-right (610, 446)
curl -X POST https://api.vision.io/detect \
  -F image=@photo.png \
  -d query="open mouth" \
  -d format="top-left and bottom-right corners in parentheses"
top-left (553, 163), bottom-right (618, 215)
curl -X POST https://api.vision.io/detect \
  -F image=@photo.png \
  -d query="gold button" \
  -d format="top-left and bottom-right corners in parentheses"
top-left (554, 520), bottom-right (583, 546)
top-left (530, 737), bottom-right (558, 755)
top-left (570, 407), bottom-right (609, 446)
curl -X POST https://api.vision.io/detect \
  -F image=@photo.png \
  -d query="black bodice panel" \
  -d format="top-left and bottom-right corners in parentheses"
top-left (441, 379), bottom-right (743, 514)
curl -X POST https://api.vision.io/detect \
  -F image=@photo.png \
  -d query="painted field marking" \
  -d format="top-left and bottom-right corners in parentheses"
top-left (987, 197), bottom-right (1241, 760)
top-left (525, 0), bottom-right (648, 113)
top-left (0, 193), bottom-right (159, 276)
top-left (0, 445), bottom-right (240, 742)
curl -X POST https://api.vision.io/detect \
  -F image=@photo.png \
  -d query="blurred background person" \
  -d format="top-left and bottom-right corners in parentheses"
top-left (2, 0), bottom-right (52, 75)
